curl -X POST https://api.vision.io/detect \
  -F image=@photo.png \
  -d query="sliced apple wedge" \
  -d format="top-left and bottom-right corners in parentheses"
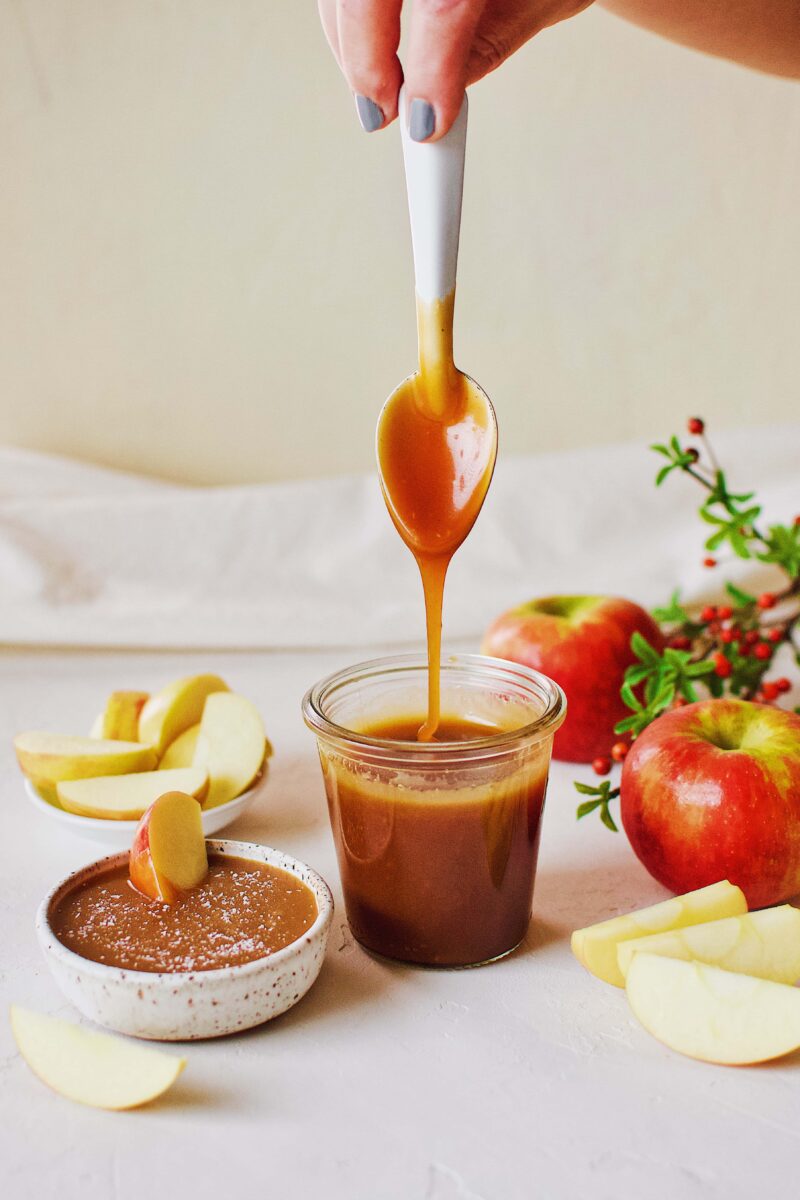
top-left (15, 733), bottom-right (157, 792)
top-left (57, 768), bottom-right (209, 820)
top-left (138, 674), bottom-right (229, 755)
top-left (159, 723), bottom-right (201, 771)
top-left (129, 790), bottom-right (208, 903)
top-left (617, 905), bottom-right (800, 984)
top-left (10, 1006), bottom-right (185, 1109)
top-left (626, 954), bottom-right (800, 1064)
top-left (571, 880), bottom-right (747, 987)
top-left (192, 692), bottom-right (270, 809)
top-left (100, 691), bottom-right (150, 742)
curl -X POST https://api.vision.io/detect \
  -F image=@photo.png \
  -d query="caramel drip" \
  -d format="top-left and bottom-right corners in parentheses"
top-left (377, 289), bottom-right (495, 741)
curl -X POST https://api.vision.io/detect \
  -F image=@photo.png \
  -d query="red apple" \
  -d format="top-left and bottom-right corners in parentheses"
top-left (482, 595), bottom-right (664, 762)
top-left (621, 698), bottom-right (800, 909)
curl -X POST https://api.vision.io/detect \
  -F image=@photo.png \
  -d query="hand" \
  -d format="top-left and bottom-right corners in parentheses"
top-left (318, 0), bottom-right (594, 140)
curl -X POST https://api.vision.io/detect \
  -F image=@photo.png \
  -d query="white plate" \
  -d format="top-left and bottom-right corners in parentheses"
top-left (24, 771), bottom-right (269, 849)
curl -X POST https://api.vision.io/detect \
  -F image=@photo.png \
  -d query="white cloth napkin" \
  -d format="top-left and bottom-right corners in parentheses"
top-left (0, 427), bottom-right (796, 649)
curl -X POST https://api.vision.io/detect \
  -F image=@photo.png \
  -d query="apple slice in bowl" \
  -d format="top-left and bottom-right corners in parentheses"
top-left (24, 770), bottom-right (268, 850)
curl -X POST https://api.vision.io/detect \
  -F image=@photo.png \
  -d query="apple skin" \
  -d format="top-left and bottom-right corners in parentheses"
top-left (129, 810), bottom-right (169, 903)
top-left (621, 698), bottom-right (800, 909)
top-left (482, 595), bottom-right (664, 762)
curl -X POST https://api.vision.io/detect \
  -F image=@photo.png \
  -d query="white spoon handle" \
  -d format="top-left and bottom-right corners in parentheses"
top-left (400, 88), bottom-right (468, 305)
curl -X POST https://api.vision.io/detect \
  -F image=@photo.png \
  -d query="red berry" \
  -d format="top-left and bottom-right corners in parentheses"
top-left (592, 756), bottom-right (612, 776)
top-left (794, 515), bottom-right (800, 527)
top-left (720, 628), bottom-right (737, 645)
top-left (687, 417), bottom-right (705, 435)
top-left (777, 678), bottom-right (792, 693)
top-left (754, 642), bottom-right (772, 661)
top-left (717, 606), bottom-right (733, 620)
top-left (767, 627), bottom-right (783, 643)
top-left (713, 653), bottom-right (732, 678)
top-left (669, 634), bottom-right (691, 650)
top-left (738, 645), bottom-right (749, 658)
top-left (610, 742), bottom-right (629, 763)
top-left (762, 681), bottom-right (780, 701)
top-left (744, 629), bottom-right (760, 645)
top-left (757, 593), bottom-right (776, 610)
top-left (685, 447), bottom-right (699, 463)
top-left (701, 605), bottom-right (717, 623)
top-left (672, 696), bottom-right (689, 708)
top-left (703, 556), bottom-right (717, 568)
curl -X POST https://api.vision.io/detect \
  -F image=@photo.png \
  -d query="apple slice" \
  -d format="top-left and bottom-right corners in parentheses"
top-left (159, 723), bottom-right (201, 770)
top-left (617, 905), bottom-right (800, 984)
top-left (129, 790), bottom-right (208, 903)
top-left (14, 733), bottom-right (157, 793)
top-left (571, 880), bottom-right (747, 987)
top-left (626, 953), bottom-right (800, 1064)
top-left (57, 768), bottom-right (209, 820)
top-left (10, 1006), bottom-right (185, 1109)
top-left (99, 691), bottom-right (150, 741)
top-left (138, 674), bottom-right (229, 755)
top-left (192, 692), bottom-right (270, 808)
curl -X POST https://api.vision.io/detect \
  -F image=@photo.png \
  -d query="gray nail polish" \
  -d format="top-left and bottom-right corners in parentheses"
top-left (355, 94), bottom-right (384, 133)
top-left (409, 98), bottom-right (435, 142)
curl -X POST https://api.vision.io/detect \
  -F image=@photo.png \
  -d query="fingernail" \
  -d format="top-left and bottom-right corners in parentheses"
top-left (355, 95), bottom-right (384, 133)
top-left (409, 98), bottom-right (435, 142)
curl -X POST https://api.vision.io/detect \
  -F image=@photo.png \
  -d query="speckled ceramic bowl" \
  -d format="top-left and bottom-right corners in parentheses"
top-left (36, 839), bottom-right (334, 1041)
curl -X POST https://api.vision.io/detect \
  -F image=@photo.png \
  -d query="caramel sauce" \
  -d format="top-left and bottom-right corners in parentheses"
top-left (377, 291), bottom-right (496, 740)
top-left (51, 853), bottom-right (318, 973)
top-left (361, 714), bottom-right (502, 742)
top-left (321, 714), bottom-right (550, 966)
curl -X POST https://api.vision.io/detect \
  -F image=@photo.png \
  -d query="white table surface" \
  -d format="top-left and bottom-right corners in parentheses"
top-left (3, 642), bottom-right (800, 1200)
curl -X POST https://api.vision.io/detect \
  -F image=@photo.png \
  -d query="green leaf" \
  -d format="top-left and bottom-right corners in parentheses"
top-left (652, 589), bottom-right (690, 625)
top-left (705, 528), bottom-right (728, 551)
top-left (577, 799), bottom-right (602, 819)
top-left (624, 663), bottom-right (653, 686)
top-left (756, 523), bottom-right (800, 578)
top-left (574, 780), bottom-right (608, 797)
top-left (631, 631), bottom-right (661, 665)
top-left (725, 582), bottom-right (756, 607)
top-left (651, 683), bottom-right (676, 710)
top-left (600, 804), bottom-right (619, 833)
top-left (621, 680), bottom-right (644, 711)
top-left (686, 659), bottom-right (715, 677)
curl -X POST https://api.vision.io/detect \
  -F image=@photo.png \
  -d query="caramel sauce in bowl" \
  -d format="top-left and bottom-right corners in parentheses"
top-left (35, 840), bottom-right (334, 1041)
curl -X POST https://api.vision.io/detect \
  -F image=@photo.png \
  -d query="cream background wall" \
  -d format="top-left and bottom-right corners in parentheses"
top-left (1, 1), bottom-right (798, 485)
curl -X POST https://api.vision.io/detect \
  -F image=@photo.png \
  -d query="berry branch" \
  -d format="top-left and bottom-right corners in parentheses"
top-left (575, 418), bottom-right (800, 829)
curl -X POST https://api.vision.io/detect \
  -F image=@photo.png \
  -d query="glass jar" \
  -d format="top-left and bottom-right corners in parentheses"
top-left (303, 653), bottom-right (566, 967)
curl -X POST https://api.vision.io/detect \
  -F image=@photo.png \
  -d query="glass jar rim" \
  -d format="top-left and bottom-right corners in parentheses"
top-left (302, 652), bottom-right (566, 761)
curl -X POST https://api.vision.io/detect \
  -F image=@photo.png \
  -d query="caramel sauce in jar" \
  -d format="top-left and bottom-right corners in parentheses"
top-left (319, 713), bottom-right (550, 966)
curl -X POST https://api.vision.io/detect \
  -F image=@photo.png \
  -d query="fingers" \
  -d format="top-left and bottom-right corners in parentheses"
top-left (333, 0), bottom-right (404, 131)
top-left (403, 0), bottom-right (488, 141)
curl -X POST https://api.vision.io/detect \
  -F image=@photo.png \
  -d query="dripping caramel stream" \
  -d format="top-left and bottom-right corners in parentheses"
top-left (377, 289), bottom-right (495, 742)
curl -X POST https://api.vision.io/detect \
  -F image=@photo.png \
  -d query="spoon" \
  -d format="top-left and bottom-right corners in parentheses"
top-left (376, 89), bottom-right (498, 741)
